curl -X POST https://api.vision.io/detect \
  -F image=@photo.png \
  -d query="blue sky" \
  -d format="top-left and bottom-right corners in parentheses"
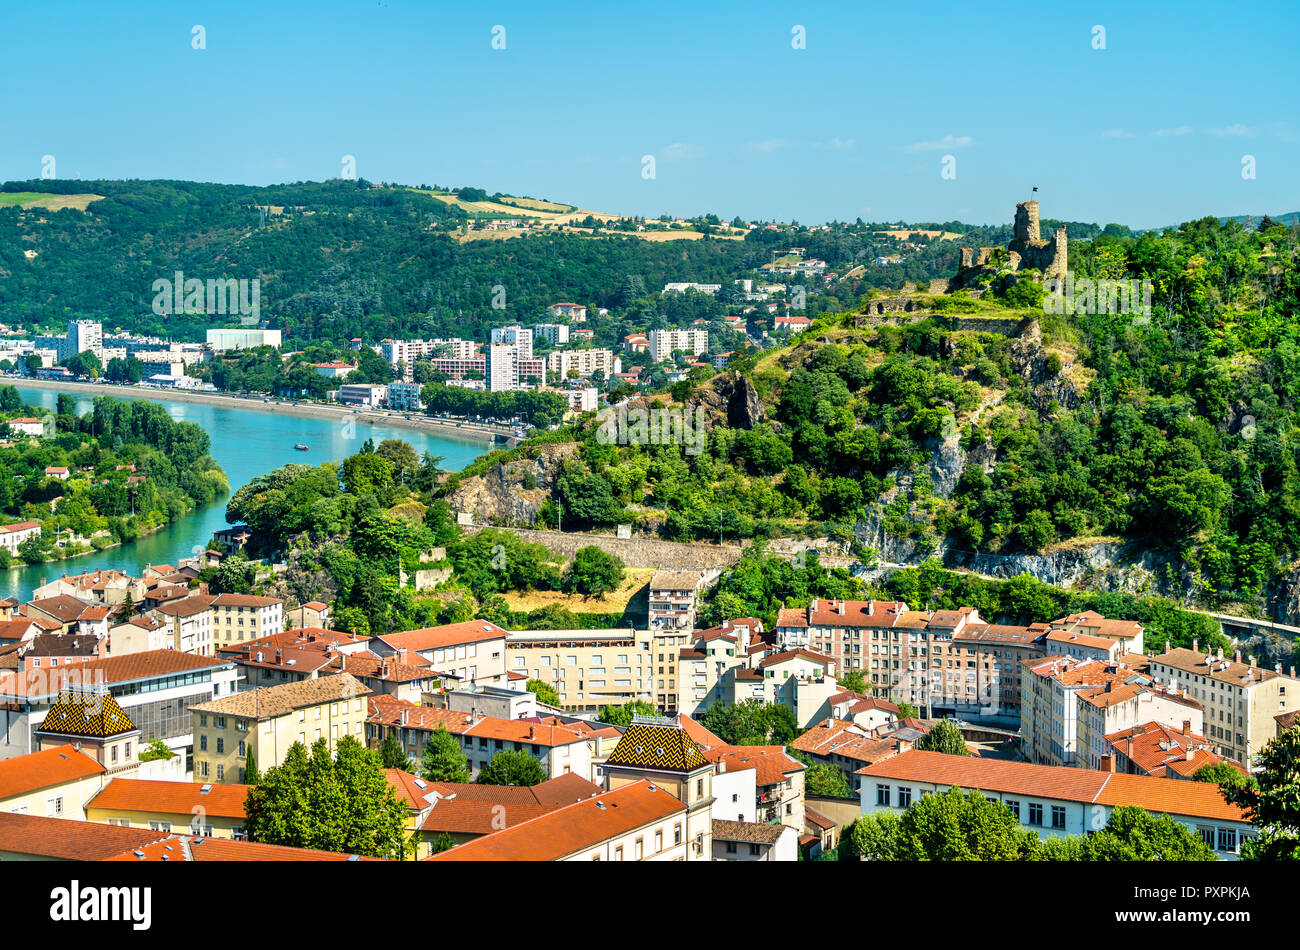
top-left (2, 0), bottom-right (1297, 228)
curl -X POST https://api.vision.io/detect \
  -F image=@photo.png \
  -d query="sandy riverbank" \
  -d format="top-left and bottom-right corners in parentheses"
top-left (10, 377), bottom-right (506, 445)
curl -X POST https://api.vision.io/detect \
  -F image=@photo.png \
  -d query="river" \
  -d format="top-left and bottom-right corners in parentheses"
top-left (2, 386), bottom-right (488, 601)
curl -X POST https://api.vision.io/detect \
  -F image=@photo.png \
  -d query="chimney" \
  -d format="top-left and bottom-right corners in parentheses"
top-left (1192, 639), bottom-right (1198, 654)
top-left (1235, 651), bottom-right (1241, 664)
top-left (1163, 640), bottom-right (1170, 654)
top-left (810, 599), bottom-right (818, 613)
top-left (275, 648), bottom-right (282, 664)
top-left (1186, 747), bottom-right (1195, 762)
top-left (339, 654), bottom-right (345, 672)
top-left (1182, 720), bottom-right (1191, 735)
top-left (1099, 754), bottom-right (1114, 773)
top-left (529, 725), bottom-right (535, 739)
top-left (837, 601), bottom-right (846, 616)
top-left (1250, 656), bottom-right (1257, 667)
top-left (1217, 647), bottom-right (1224, 662)
top-left (1291, 666), bottom-right (1296, 678)
top-left (1276, 662), bottom-right (1283, 675)
top-left (1125, 736), bottom-right (1134, 758)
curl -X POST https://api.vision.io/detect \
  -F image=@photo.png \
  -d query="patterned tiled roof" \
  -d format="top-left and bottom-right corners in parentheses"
top-left (604, 720), bottom-right (709, 773)
top-left (36, 690), bottom-right (138, 739)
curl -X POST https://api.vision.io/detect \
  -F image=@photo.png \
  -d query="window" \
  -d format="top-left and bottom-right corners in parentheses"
top-left (1028, 803), bottom-right (1043, 826)
top-left (1051, 806), bottom-right (1066, 829)
top-left (725, 841), bottom-right (737, 854)
top-left (655, 830), bottom-right (663, 852)
top-left (674, 823), bottom-right (682, 845)
top-left (897, 787), bottom-right (912, 809)
top-left (635, 838), bottom-right (643, 860)
top-left (749, 844), bottom-right (760, 856)
top-left (876, 784), bottom-right (891, 807)
top-left (200, 734), bottom-right (207, 751)
top-left (216, 737), bottom-right (224, 754)
top-left (1006, 800), bottom-right (1020, 820)
top-left (1217, 828), bottom-right (1237, 853)
top-left (615, 846), bottom-right (623, 861)
top-left (148, 820), bottom-right (172, 832)
top-left (46, 796), bottom-right (63, 817)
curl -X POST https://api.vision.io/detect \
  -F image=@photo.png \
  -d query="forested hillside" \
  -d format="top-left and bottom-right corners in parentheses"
top-left (441, 215), bottom-right (1300, 620)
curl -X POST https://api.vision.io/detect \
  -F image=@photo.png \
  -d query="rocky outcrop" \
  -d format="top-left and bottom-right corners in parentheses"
top-left (443, 442), bottom-right (578, 526)
top-left (925, 426), bottom-right (965, 499)
top-left (689, 371), bottom-right (764, 430)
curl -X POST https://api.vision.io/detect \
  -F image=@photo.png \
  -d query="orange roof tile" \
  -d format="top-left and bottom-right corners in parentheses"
top-left (0, 744), bottom-right (105, 799)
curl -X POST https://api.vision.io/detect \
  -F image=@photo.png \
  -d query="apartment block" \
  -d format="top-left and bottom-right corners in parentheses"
top-left (210, 593), bottom-right (283, 649)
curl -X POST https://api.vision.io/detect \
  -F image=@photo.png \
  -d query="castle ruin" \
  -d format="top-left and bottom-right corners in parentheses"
top-left (958, 199), bottom-right (1067, 280)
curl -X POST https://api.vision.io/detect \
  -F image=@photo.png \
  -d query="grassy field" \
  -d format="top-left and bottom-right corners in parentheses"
top-left (0, 192), bottom-right (104, 211)
top-left (500, 567), bottom-right (655, 613)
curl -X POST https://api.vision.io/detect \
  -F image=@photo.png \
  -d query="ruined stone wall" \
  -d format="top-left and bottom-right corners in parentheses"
top-left (464, 525), bottom-right (746, 571)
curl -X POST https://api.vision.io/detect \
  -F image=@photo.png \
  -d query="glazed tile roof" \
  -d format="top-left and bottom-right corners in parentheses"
top-left (604, 719), bottom-right (709, 773)
top-left (36, 690), bottom-right (138, 739)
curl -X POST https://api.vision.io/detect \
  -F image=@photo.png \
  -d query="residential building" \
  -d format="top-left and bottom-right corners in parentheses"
top-left (366, 694), bottom-right (594, 781)
top-left (0, 744), bottom-right (107, 818)
top-left (86, 779), bottom-right (251, 838)
top-left (336, 383), bottom-right (387, 407)
top-left (711, 819), bottom-right (798, 861)
top-left (505, 627), bottom-right (655, 711)
top-left (1105, 720), bottom-right (1243, 780)
top-left (546, 348), bottom-right (621, 380)
top-left (774, 314), bottom-right (813, 334)
top-left (533, 323), bottom-right (570, 345)
top-left (190, 673), bottom-right (371, 783)
top-left (490, 325), bottom-right (533, 359)
top-left (154, 595), bottom-right (215, 655)
top-left (209, 593), bottom-right (283, 649)
top-left (32, 690), bottom-right (141, 776)
top-left (649, 570), bottom-right (704, 634)
top-left (371, 620), bottom-right (509, 688)
top-left (704, 744), bottom-right (806, 829)
top-left (856, 749), bottom-right (1255, 859)
top-left (1051, 611), bottom-right (1145, 654)
top-left (648, 328), bottom-right (709, 361)
top-left (205, 328), bottom-right (282, 352)
top-left (1021, 655), bottom-right (1204, 770)
top-left (0, 521), bottom-right (41, 555)
top-left (1146, 644), bottom-right (1296, 766)
top-left (546, 302), bottom-right (587, 322)
top-left (5, 417), bottom-right (44, 436)
top-left (790, 717), bottom-right (929, 793)
top-left (312, 361), bottom-right (355, 378)
top-left (427, 779), bottom-right (690, 861)
top-left (386, 381), bottom-right (424, 411)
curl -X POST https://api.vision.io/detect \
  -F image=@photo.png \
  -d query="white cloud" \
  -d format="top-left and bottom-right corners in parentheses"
top-left (743, 139), bottom-right (793, 155)
top-left (1101, 128), bottom-right (1137, 139)
top-left (1153, 126), bottom-right (1194, 137)
top-left (902, 134), bottom-right (972, 153)
top-left (1210, 123), bottom-right (1255, 137)
top-left (660, 143), bottom-right (705, 161)
top-left (826, 137), bottom-right (856, 150)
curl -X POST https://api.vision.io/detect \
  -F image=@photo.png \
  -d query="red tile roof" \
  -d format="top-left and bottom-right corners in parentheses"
top-left (87, 779), bottom-right (251, 819)
top-left (0, 744), bottom-right (105, 799)
top-left (856, 750), bottom-right (1247, 823)
top-left (0, 813), bottom-right (167, 859)
top-left (426, 780), bottom-right (686, 861)
top-left (377, 620), bottom-right (507, 653)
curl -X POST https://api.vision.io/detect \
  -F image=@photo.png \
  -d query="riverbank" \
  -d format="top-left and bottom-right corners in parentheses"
top-left (11, 377), bottom-right (506, 445)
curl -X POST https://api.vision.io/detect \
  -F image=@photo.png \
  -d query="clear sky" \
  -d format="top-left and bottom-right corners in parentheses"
top-left (2, 0), bottom-right (1297, 228)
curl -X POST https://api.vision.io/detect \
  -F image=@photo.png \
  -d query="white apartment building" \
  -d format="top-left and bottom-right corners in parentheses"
top-left (386, 381), bottom-right (424, 412)
top-left (546, 348), bottom-right (622, 380)
top-left (648, 328), bottom-right (709, 361)
top-left (206, 328), bottom-right (282, 351)
top-left (533, 323), bottom-right (570, 345)
top-left (490, 326), bottom-right (533, 359)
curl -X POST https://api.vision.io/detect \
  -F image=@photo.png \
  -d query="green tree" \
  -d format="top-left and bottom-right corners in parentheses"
top-left (896, 702), bottom-right (919, 719)
top-left (915, 719), bottom-right (970, 756)
top-left (1037, 806), bottom-right (1215, 861)
top-left (243, 737), bottom-right (407, 859)
top-left (804, 762), bottom-right (853, 798)
top-left (857, 787), bottom-right (1039, 861)
top-left (598, 700), bottom-right (659, 727)
top-left (837, 670), bottom-right (867, 694)
top-left (420, 725), bottom-right (470, 783)
top-left (381, 732), bottom-right (414, 771)
top-left (526, 678), bottom-right (560, 707)
top-left (1221, 726), bottom-right (1300, 860)
top-left (245, 748), bottom-right (260, 786)
top-left (138, 738), bottom-right (175, 762)
top-left (562, 546), bottom-right (626, 596)
top-left (476, 750), bottom-right (546, 787)
top-left (1191, 761), bottom-right (1247, 787)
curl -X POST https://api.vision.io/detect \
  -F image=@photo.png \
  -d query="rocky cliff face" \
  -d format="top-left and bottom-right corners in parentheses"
top-left (443, 442), bottom-right (578, 526)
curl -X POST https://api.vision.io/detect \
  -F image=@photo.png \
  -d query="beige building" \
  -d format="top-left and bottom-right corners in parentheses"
top-left (210, 593), bottom-right (284, 649)
top-left (372, 620), bottom-right (508, 689)
top-left (1146, 645), bottom-right (1296, 767)
top-left (33, 690), bottom-right (141, 778)
top-left (154, 595), bottom-right (215, 655)
top-left (86, 778), bottom-right (251, 838)
top-left (427, 780), bottom-right (690, 861)
top-left (505, 628), bottom-right (656, 712)
top-left (1022, 655), bottom-right (1203, 769)
top-left (190, 673), bottom-right (371, 784)
top-left (0, 744), bottom-right (107, 819)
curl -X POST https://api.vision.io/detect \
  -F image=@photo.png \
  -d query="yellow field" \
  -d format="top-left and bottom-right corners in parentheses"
top-left (501, 567), bottom-right (655, 613)
top-left (876, 229), bottom-right (962, 241)
top-left (0, 192), bottom-right (104, 211)
top-left (496, 196), bottom-right (574, 213)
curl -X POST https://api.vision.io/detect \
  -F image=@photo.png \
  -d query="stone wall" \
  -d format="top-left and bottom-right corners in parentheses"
top-left (464, 525), bottom-right (746, 571)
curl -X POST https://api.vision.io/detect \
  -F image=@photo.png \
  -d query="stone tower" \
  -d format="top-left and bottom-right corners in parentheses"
top-left (1014, 201), bottom-right (1041, 244)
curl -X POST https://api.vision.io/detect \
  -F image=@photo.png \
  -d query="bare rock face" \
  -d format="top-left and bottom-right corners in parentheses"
top-left (687, 371), bottom-right (765, 430)
top-left (443, 442), bottom-right (579, 526)
top-left (925, 426), bottom-right (965, 499)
